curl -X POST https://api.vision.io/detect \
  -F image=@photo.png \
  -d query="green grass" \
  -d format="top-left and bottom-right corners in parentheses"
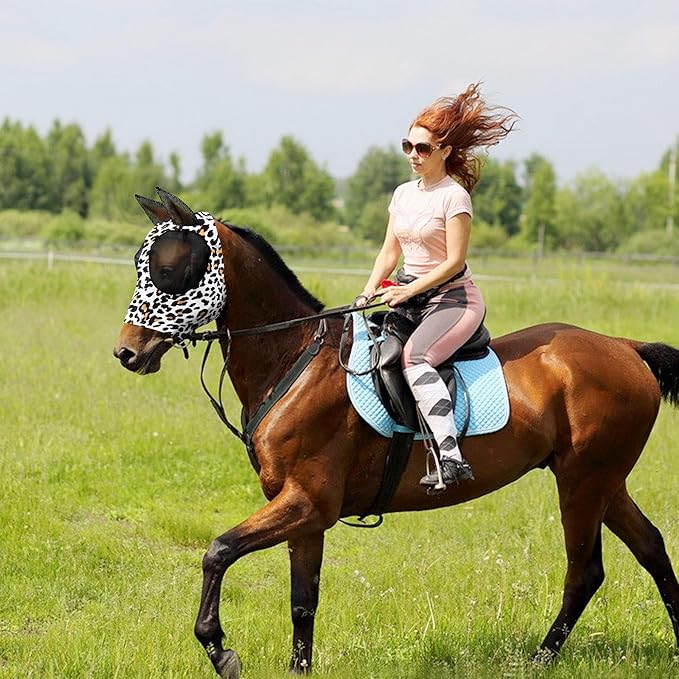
top-left (1, 258), bottom-right (678, 678)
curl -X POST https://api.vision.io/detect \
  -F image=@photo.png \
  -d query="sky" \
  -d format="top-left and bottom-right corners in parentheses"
top-left (3, 0), bottom-right (678, 186)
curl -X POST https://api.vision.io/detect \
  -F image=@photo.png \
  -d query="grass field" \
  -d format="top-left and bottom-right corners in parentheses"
top-left (1, 254), bottom-right (679, 679)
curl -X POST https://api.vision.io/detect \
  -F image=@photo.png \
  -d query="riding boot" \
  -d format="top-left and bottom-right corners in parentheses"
top-left (403, 363), bottom-right (474, 487)
top-left (419, 456), bottom-right (475, 486)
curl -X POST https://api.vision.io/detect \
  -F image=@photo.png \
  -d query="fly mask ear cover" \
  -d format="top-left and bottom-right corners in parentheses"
top-left (124, 211), bottom-right (226, 339)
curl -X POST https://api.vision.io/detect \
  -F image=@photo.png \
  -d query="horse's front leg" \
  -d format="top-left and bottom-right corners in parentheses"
top-left (289, 531), bottom-right (324, 674)
top-left (194, 484), bottom-right (331, 679)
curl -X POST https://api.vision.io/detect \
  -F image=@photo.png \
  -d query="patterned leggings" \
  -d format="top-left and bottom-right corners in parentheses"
top-left (401, 281), bottom-right (485, 459)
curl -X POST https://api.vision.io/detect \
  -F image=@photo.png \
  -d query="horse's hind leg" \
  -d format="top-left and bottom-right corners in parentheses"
top-left (538, 478), bottom-right (607, 659)
top-left (603, 485), bottom-right (679, 648)
top-left (288, 531), bottom-right (324, 674)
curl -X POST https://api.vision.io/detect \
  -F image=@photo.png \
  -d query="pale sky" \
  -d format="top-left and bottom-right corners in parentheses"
top-left (3, 0), bottom-right (678, 185)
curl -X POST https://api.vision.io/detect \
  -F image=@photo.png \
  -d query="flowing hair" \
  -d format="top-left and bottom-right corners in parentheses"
top-left (411, 83), bottom-right (518, 193)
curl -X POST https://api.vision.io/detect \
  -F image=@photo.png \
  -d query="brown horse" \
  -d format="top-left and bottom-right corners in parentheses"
top-left (114, 190), bottom-right (679, 679)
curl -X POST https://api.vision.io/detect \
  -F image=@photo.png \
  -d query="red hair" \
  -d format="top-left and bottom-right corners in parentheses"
top-left (412, 83), bottom-right (518, 193)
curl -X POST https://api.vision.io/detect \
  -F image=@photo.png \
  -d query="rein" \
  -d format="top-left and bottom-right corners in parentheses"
top-left (179, 300), bottom-right (384, 343)
top-left (176, 298), bottom-right (409, 530)
top-left (180, 300), bottom-right (385, 461)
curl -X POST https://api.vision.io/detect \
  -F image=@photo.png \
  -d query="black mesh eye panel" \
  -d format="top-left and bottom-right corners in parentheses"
top-left (148, 231), bottom-right (210, 295)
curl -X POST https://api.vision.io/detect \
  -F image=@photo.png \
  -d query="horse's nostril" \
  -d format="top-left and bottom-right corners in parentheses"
top-left (115, 346), bottom-right (137, 367)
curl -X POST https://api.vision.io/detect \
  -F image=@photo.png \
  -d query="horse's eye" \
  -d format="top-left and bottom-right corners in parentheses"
top-left (147, 230), bottom-right (210, 294)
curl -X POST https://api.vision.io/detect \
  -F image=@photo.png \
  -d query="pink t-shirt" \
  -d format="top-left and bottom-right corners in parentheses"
top-left (388, 175), bottom-right (473, 279)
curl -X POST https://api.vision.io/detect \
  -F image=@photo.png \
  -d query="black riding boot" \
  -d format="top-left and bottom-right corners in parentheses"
top-left (419, 456), bottom-right (475, 488)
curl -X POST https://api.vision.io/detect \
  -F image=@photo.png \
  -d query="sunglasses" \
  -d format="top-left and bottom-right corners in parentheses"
top-left (401, 138), bottom-right (441, 158)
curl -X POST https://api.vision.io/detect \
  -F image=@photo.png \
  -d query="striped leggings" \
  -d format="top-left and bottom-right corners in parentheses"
top-left (401, 280), bottom-right (485, 459)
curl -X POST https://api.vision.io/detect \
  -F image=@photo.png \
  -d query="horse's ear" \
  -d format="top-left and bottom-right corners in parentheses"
top-left (135, 194), bottom-right (171, 225)
top-left (156, 187), bottom-right (199, 226)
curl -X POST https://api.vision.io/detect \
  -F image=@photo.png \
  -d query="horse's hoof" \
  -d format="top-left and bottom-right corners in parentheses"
top-left (215, 649), bottom-right (242, 679)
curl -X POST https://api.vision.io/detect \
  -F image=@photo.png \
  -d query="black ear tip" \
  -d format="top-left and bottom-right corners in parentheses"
top-left (136, 193), bottom-right (170, 225)
top-left (155, 188), bottom-right (197, 225)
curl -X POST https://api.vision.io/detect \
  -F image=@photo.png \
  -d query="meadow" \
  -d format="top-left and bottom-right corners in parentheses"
top-left (1, 253), bottom-right (679, 679)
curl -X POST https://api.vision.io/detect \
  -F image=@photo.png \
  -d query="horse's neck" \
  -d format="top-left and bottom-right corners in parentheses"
top-left (222, 295), bottom-right (317, 415)
top-left (216, 229), bottom-right (319, 414)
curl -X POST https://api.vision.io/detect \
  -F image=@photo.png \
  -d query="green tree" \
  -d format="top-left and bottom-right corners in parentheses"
top-left (243, 172), bottom-right (267, 207)
top-left (90, 129), bottom-right (117, 172)
top-left (201, 131), bottom-right (224, 172)
top-left (523, 152), bottom-right (552, 185)
top-left (168, 152), bottom-right (182, 193)
top-left (554, 170), bottom-right (627, 251)
top-left (88, 155), bottom-right (136, 219)
top-left (621, 170), bottom-right (669, 235)
top-left (88, 137), bottom-right (172, 220)
top-left (132, 140), bottom-right (169, 199)
top-left (521, 157), bottom-right (557, 247)
top-left (0, 119), bottom-right (51, 211)
top-left (343, 146), bottom-right (410, 228)
top-left (261, 135), bottom-right (336, 221)
top-left (46, 120), bottom-right (90, 216)
top-left (355, 193), bottom-right (391, 241)
top-left (194, 131), bottom-right (246, 213)
top-left (472, 157), bottom-right (523, 235)
top-left (622, 139), bottom-right (678, 237)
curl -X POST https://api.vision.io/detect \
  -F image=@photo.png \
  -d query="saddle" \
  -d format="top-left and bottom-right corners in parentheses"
top-left (343, 311), bottom-right (495, 522)
top-left (368, 311), bottom-right (491, 432)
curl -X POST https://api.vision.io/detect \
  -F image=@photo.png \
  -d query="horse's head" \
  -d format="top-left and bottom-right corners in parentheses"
top-left (113, 188), bottom-right (226, 374)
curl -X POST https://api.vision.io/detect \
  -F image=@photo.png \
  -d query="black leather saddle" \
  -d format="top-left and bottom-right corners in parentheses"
top-left (368, 311), bottom-right (491, 432)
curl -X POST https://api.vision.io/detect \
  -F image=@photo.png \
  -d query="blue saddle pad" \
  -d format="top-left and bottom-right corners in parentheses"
top-left (346, 313), bottom-right (510, 439)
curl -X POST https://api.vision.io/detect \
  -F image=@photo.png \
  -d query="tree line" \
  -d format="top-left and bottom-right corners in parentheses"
top-left (1, 117), bottom-right (677, 254)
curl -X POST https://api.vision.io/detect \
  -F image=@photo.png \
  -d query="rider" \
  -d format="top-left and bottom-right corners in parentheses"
top-left (355, 83), bottom-right (517, 489)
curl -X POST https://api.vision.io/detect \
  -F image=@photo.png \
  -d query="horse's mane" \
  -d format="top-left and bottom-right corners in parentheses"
top-left (224, 222), bottom-right (325, 312)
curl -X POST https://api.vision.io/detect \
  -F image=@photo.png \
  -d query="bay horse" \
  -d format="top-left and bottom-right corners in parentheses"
top-left (114, 190), bottom-right (679, 679)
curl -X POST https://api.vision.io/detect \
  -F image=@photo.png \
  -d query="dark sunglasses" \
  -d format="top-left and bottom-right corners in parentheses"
top-left (401, 138), bottom-right (441, 158)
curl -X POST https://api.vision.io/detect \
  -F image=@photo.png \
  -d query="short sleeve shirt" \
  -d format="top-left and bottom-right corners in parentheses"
top-left (388, 175), bottom-right (473, 279)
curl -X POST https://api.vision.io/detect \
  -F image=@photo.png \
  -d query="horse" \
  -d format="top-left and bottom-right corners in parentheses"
top-left (114, 189), bottom-right (679, 679)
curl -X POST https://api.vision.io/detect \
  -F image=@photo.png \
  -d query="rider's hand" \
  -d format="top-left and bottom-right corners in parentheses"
top-left (353, 293), bottom-right (371, 308)
top-left (380, 284), bottom-right (413, 308)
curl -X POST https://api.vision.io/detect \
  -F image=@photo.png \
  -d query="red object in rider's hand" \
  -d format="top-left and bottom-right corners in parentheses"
top-left (380, 279), bottom-right (397, 288)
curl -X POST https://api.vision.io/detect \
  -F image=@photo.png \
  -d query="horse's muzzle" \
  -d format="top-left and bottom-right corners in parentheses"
top-left (113, 324), bottom-right (172, 374)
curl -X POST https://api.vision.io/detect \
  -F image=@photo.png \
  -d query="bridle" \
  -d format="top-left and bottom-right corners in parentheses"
top-left (171, 299), bottom-right (386, 450)
top-left (177, 299), bottom-right (384, 344)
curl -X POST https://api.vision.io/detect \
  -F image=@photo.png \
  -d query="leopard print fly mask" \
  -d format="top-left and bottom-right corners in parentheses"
top-left (124, 212), bottom-right (226, 339)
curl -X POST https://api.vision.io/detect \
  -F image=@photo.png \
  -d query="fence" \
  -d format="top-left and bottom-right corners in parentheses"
top-left (2, 240), bottom-right (679, 289)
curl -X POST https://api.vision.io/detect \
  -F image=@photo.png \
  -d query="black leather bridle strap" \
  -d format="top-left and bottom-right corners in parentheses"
top-left (243, 320), bottom-right (328, 468)
top-left (183, 300), bottom-right (383, 343)
top-left (198, 331), bottom-right (246, 444)
top-left (197, 320), bottom-right (329, 472)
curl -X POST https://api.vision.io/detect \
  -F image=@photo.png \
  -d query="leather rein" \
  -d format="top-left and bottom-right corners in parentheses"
top-left (174, 300), bottom-right (385, 465)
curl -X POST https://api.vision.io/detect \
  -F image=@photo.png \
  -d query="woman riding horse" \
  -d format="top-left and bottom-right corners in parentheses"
top-left (357, 83), bottom-right (516, 488)
top-left (115, 188), bottom-right (679, 679)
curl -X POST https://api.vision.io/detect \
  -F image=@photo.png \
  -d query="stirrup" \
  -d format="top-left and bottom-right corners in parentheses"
top-left (415, 406), bottom-right (447, 494)
top-left (423, 448), bottom-right (447, 494)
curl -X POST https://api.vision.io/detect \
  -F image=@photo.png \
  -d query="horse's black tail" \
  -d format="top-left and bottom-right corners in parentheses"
top-left (636, 342), bottom-right (679, 407)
